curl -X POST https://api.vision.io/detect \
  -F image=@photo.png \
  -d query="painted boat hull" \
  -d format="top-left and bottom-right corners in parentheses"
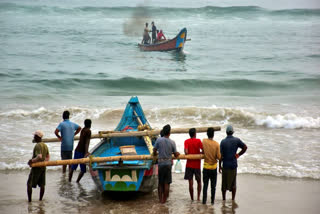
top-left (138, 28), bottom-right (187, 52)
top-left (89, 97), bottom-right (158, 192)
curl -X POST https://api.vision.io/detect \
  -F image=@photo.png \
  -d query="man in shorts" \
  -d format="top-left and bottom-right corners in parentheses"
top-left (27, 130), bottom-right (50, 202)
top-left (153, 124), bottom-right (180, 203)
top-left (184, 128), bottom-right (203, 201)
top-left (69, 119), bottom-right (92, 183)
top-left (219, 125), bottom-right (247, 201)
top-left (55, 110), bottom-right (81, 173)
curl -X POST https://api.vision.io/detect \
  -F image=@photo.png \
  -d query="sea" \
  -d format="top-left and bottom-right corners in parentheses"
top-left (0, 0), bottom-right (320, 188)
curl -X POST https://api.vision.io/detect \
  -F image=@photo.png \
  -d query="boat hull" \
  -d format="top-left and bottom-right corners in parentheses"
top-left (138, 28), bottom-right (187, 52)
top-left (89, 162), bottom-right (157, 192)
top-left (89, 97), bottom-right (158, 192)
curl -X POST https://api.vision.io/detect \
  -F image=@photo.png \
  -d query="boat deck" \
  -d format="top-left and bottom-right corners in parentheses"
top-left (92, 145), bottom-right (151, 168)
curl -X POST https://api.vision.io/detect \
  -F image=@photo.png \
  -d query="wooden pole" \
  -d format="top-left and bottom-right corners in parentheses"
top-left (30, 154), bottom-right (204, 167)
top-left (42, 126), bottom-right (221, 143)
top-left (133, 110), bottom-right (154, 155)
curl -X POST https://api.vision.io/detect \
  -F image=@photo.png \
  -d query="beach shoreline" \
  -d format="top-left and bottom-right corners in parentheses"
top-left (1, 170), bottom-right (319, 214)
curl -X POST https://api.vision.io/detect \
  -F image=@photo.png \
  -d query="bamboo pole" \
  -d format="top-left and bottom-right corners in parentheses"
top-left (30, 154), bottom-right (204, 168)
top-left (42, 126), bottom-right (221, 143)
top-left (133, 110), bottom-right (154, 155)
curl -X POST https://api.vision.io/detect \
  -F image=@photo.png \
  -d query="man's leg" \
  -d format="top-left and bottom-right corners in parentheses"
top-left (62, 165), bottom-right (66, 173)
top-left (222, 169), bottom-right (226, 200)
top-left (222, 190), bottom-right (226, 200)
top-left (76, 162), bottom-right (86, 183)
top-left (211, 169), bottom-right (217, 204)
top-left (196, 179), bottom-right (201, 201)
top-left (76, 171), bottom-right (85, 183)
top-left (232, 170), bottom-right (237, 200)
top-left (196, 169), bottom-right (202, 201)
top-left (39, 185), bottom-right (45, 201)
top-left (163, 183), bottom-right (169, 203)
top-left (69, 169), bottom-right (74, 182)
top-left (27, 184), bottom-right (32, 202)
top-left (202, 169), bottom-right (209, 204)
top-left (232, 187), bottom-right (236, 200)
top-left (158, 183), bottom-right (162, 202)
top-left (188, 179), bottom-right (194, 200)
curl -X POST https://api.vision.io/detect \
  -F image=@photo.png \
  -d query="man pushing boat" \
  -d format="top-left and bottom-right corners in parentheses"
top-left (153, 124), bottom-right (180, 203)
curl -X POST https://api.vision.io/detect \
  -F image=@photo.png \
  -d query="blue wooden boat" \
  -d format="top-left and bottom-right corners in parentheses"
top-left (89, 97), bottom-right (158, 192)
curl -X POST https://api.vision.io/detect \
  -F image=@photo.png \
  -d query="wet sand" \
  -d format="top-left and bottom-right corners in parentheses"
top-left (0, 170), bottom-right (319, 214)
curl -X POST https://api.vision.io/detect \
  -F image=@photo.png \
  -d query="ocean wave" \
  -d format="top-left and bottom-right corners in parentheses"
top-left (1, 3), bottom-right (319, 19)
top-left (307, 54), bottom-right (320, 58)
top-left (238, 165), bottom-right (320, 179)
top-left (11, 76), bottom-right (317, 96)
top-left (1, 106), bottom-right (319, 129)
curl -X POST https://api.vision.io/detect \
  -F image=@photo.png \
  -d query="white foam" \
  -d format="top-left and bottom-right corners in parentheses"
top-left (255, 113), bottom-right (320, 129)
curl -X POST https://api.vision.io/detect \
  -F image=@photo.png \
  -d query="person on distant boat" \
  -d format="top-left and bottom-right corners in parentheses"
top-left (151, 21), bottom-right (157, 43)
top-left (157, 29), bottom-right (166, 41)
top-left (69, 119), bottom-right (92, 183)
top-left (153, 124), bottom-right (180, 204)
top-left (219, 125), bottom-right (247, 201)
top-left (55, 110), bottom-right (81, 174)
top-left (141, 22), bottom-right (151, 44)
top-left (184, 128), bottom-right (203, 201)
top-left (202, 127), bottom-right (221, 205)
top-left (27, 130), bottom-right (50, 202)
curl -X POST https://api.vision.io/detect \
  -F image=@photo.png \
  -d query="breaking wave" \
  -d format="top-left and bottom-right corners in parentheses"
top-left (1, 106), bottom-right (319, 129)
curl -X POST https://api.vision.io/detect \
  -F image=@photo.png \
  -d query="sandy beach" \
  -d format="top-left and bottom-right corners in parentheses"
top-left (0, 170), bottom-right (319, 214)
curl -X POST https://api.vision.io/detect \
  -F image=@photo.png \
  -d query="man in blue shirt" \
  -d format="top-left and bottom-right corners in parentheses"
top-left (55, 111), bottom-right (81, 173)
top-left (153, 124), bottom-right (180, 204)
top-left (219, 125), bottom-right (247, 201)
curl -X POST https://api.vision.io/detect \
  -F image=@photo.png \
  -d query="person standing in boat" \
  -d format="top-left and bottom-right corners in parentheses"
top-left (151, 21), bottom-right (157, 43)
top-left (27, 130), bottom-right (50, 202)
top-left (184, 128), bottom-right (203, 201)
top-left (202, 127), bottom-right (221, 205)
top-left (219, 125), bottom-right (247, 201)
top-left (153, 124), bottom-right (180, 204)
top-left (157, 29), bottom-right (166, 42)
top-left (69, 119), bottom-right (92, 183)
top-left (55, 110), bottom-right (81, 174)
top-left (141, 22), bottom-right (151, 44)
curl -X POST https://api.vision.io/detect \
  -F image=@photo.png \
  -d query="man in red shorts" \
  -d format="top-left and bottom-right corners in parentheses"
top-left (184, 128), bottom-right (203, 201)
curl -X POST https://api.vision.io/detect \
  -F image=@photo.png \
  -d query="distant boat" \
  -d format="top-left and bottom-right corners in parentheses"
top-left (138, 28), bottom-right (187, 52)
top-left (89, 96), bottom-right (158, 192)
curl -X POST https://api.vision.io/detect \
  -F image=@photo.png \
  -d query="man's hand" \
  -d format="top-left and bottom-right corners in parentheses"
top-left (174, 152), bottom-right (180, 158)
top-left (219, 166), bottom-right (222, 173)
top-left (28, 159), bottom-right (32, 167)
top-left (235, 154), bottom-right (240, 159)
top-left (153, 148), bottom-right (158, 156)
top-left (84, 153), bottom-right (90, 158)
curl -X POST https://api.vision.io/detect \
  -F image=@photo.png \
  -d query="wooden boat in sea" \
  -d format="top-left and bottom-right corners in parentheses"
top-left (138, 28), bottom-right (187, 52)
top-left (89, 96), bottom-right (158, 192)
